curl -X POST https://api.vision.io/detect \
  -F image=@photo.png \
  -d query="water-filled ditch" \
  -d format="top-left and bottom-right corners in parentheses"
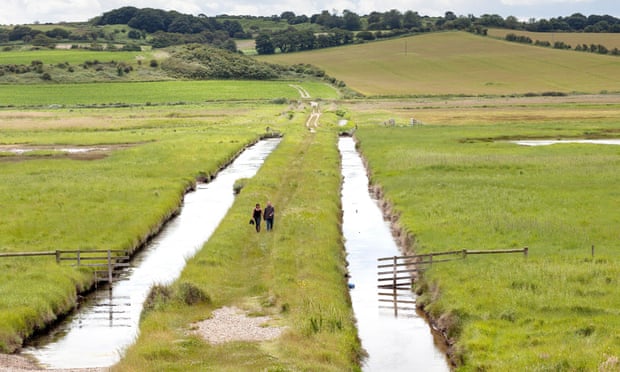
top-left (339, 137), bottom-right (450, 372)
top-left (23, 138), bottom-right (281, 369)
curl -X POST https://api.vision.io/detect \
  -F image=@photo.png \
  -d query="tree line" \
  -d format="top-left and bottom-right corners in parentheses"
top-left (2, 7), bottom-right (620, 54)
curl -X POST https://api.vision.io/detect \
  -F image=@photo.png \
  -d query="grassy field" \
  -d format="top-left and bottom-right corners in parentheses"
top-left (487, 28), bottom-right (620, 50)
top-left (0, 101), bottom-right (295, 352)
top-left (257, 31), bottom-right (620, 96)
top-left (115, 113), bottom-right (362, 371)
top-left (348, 97), bottom-right (620, 370)
top-left (0, 80), bottom-right (337, 107)
top-left (0, 48), bottom-right (153, 65)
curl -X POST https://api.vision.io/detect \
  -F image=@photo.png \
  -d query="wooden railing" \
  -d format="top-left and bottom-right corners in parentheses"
top-left (0, 249), bottom-right (130, 284)
top-left (378, 247), bottom-right (529, 313)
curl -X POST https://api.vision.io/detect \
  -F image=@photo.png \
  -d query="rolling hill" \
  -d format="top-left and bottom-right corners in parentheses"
top-left (257, 31), bottom-right (620, 96)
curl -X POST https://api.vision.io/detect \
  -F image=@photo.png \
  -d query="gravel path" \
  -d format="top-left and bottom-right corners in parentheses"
top-left (189, 306), bottom-right (286, 344)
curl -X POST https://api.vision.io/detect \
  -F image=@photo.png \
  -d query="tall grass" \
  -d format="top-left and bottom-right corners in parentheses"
top-left (351, 100), bottom-right (620, 370)
top-left (115, 116), bottom-right (362, 370)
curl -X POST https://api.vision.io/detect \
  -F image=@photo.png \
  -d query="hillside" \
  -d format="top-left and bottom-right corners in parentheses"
top-left (257, 31), bottom-right (620, 96)
top-left (487, 28), bottom-right (620, 50)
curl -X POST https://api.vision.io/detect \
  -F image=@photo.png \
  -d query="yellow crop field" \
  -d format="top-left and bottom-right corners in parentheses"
top-left (258, 31), bottom-right (620, 96)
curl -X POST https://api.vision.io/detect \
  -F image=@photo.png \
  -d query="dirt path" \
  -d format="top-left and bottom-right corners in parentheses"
top-left (289, 84), bottom-right (311, 99)
top-left (306, 102), bottom-right (321, 131)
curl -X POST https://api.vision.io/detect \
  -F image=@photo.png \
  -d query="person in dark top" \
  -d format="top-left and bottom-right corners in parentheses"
top-left (252, 203), bottom-right (262, 232)
top-left (264, 201), bottom-right (275, 231)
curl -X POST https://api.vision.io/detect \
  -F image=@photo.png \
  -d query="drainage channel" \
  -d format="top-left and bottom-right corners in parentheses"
top-left (22, 138), bottom-right (282, 369)
top-left (339, 137), bottom-right (450, 372)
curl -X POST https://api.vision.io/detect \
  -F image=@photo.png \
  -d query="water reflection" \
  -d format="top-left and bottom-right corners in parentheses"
top-left (339, 137), bottom-right (449, 372)
top-left (23, 138), bottom-right (281, 369)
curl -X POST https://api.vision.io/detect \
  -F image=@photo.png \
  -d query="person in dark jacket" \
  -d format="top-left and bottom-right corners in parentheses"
top-left (264, 201), bottom-right (275, 231)
top-left (252, 203), bottom-right (262, 232)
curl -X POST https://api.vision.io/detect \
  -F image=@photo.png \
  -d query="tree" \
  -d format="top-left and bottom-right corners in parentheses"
top-left (504, 16), bottom-right (520, 29)
top-left (97, 6), bottom-right (139, 25)
top-left (403, 11), bottom-right (421, 29)
top-left (127, 9), bottom-right (167, 33)
top-left (168, 18), bottom-right (193, 34)
top-left (383, 9), bottom-right (402, 29)
top-left (445, 11), bottom-right (457, 21)
top-left (45, 28), bottom-right (71, 39)
top-left (222, 20), bottom-right (244, 37)
top-left (9, 26), bottom-right (40, 41)
top-left (280, 11), bottom-right (296, 23)
top-left (566, 13), bottom-right (587, 30)
top-left (32, 34), bottom-right (55, 47)
top-left (255, 33), bottom-right (275, 54)
top-left (343, 10), bottom-right (361, 31)
top-left (127, 30), bottom-right (142, 39)
top-left (367, 11), bottom-right (383, 30)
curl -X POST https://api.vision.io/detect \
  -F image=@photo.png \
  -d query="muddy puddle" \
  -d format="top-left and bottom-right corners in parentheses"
top-left (22, 138), bottom-right (281, 369)
top-left (339, 137), bottom-right (449, 372)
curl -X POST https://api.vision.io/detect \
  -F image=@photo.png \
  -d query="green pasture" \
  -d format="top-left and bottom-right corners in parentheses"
top-left (258, 31), bottom-right (620, 96)
top-left (0, 103), bottom-right (292, 352)
top-left (350, 99), bottom-right (620, 370)
top-left (0, 48), bottom-right (151, 65)
top-left (115, 115), bottom-right (362, 371)
top-left (0, 80), bottom-right (337, 107)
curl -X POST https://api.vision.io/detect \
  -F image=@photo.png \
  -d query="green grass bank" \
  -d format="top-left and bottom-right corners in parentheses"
top-left (350, 99), bottom-right (620, 370)
top-left (114, 115), bottom-right (362, 370)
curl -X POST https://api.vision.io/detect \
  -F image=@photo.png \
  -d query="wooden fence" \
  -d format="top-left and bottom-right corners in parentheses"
top-left (0, 249), bottom-right (130, 285)
top-left (378, 247), bottom-right (528, 314)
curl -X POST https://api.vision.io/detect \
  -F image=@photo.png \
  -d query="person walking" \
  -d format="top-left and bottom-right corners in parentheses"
top-left (264, 201), bottom-right (275, 231)
top-left (252, 203), bottom-right (262, 232)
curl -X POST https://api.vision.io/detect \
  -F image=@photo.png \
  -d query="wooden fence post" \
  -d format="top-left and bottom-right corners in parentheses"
top-left (77, 249), bottom-right (81, 267)
top-left (591, 245), bottom-right (594, 258)
top-left (107, 249), bottom-right (113, 285)
top-left (524, 246), bottom-right (529, 258)
top-left (392, 256), bottom-right (397, 316)
top-left (55, 250), bottom-right (60, 264)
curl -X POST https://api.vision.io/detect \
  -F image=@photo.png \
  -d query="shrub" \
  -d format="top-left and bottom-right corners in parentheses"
top-left (143, 284), bottom-right (173, 316)
top-left (176, 282), bottom-right (209, 305)
top-left (233, 178), bottom-right (249, 194)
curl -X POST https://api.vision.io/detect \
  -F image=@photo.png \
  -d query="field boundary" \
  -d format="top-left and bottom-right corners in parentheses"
top-left (0, 249), bottom-right (129, 284)
top-left (378, 248), bottom-right (528, 313)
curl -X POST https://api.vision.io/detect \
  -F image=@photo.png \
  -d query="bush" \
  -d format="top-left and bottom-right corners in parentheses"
top-left (176, 282), bottom-right (209, 305)
top-left (233, 178), bottom-right (249, 194)
top-left (143, 284), bottom-right (173, 316)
